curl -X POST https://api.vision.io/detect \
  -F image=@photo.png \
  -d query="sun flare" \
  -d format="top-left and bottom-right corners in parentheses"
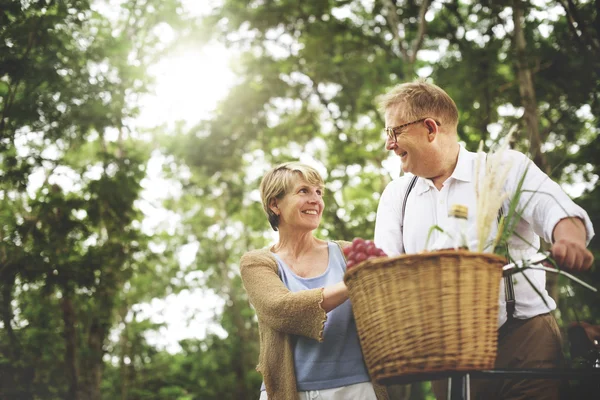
top-left (139, 46), bottom-right (235, 129)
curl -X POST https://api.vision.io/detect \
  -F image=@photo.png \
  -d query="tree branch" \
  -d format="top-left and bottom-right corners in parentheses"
top-left (409, 0), bottom-right (431, 64)
top-left (595, 0), bottom-right (600, 40)
top-left (327, 192), bottom-right (352, 240)
top-left (306, 74), bottom-right (347, 137)
top-left (381, 0), bottom-right (409, 59)
top-left (558, 0), bottom-right (600, 52)
top-left (0, 21), bottom-right (39, 136)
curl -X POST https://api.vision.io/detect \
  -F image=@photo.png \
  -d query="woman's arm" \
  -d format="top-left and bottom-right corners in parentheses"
top-left (240, 250), bottom-right (328, 341)
top-left (321, 281), bottom-right (349, 313)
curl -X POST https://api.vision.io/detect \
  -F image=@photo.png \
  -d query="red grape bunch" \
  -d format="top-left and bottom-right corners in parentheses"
top-left (343, 237), bottom-right (387, 270)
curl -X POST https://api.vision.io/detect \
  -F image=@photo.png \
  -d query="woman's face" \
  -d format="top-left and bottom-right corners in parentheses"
top-left (273, 176), bottom-right (324, 232)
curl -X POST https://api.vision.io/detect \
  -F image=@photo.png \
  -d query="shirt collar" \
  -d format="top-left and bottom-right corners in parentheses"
top-left (414, 176), bottom-right (433, 195)
top-left (451, 145), bottom-right (474, 183)
top-left (413, 145), bottom-right (475, 195)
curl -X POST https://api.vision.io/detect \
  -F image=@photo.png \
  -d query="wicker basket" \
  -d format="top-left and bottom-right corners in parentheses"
top-left (344, 250), bottom-right (505, 384)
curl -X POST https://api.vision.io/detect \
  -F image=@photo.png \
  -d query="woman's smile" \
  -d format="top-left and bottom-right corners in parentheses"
top-left (302, 209), bottom-right (319, 215)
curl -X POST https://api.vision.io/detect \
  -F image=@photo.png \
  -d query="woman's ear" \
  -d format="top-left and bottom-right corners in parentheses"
top-left (269, 199), bottom-right (279, 215)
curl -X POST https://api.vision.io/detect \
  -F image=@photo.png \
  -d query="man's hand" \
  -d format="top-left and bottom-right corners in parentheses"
top-left (551, 239), bottom-right (594, 271)
top-left (551, 217), bottom-right (594, 272)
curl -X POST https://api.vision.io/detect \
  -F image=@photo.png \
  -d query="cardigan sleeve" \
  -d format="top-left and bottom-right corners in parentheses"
top-left (240, 250), bottom-right (327, 342)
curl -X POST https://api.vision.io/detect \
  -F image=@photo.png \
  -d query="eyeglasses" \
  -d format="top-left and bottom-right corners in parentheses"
top-left (385, 118), bottom-right (441, 142)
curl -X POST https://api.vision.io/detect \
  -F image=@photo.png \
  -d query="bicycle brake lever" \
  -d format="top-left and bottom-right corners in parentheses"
top-left (502, 252), bottom-right (550, 273)
top-left (502, 252), bottom-right (597, 293)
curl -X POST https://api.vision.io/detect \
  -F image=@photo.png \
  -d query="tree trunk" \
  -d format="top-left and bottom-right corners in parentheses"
top-left (61, 292), bottom-right (80, 400)
top-left (0, 269), bottom-right (34, 400)
top-left (79, 317), bottom-right (107, 400)
top-left (229, 290), bottom-right (253, 398)
top-left (79, 273), bottom-right (116, 400)
top-left (1, 269), bottom-right (20, 360)
top-left (119, 321), bottom-right (130, 400)
top-left (513, 0), bottom-right (557, 301)
top-left (513, 0), bottom-right (549, 174)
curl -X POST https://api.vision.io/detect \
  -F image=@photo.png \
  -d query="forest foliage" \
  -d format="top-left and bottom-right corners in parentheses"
top-left (1, 0), bottom-right (599, 399)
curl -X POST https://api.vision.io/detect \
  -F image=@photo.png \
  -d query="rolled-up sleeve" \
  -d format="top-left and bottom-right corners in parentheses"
top-left (506, 150), bottom-right (595, 245)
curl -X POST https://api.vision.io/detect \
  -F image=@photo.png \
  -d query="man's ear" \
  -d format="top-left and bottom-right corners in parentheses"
top-left (425, 119), bottom-right (437, 142)
top-left (425, 118), bottom-right (437, 134)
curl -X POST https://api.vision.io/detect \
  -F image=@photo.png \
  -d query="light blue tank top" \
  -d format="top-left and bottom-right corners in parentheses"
top-left (262, 241), bottom-right (371, 391)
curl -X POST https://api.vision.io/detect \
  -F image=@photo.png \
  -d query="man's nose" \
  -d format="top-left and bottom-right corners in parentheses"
top-left (385, 137), bottom-right (397, 151)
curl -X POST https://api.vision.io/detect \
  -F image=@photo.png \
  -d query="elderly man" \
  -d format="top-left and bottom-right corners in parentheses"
top-left (374, 80), bottom-right (594, 400)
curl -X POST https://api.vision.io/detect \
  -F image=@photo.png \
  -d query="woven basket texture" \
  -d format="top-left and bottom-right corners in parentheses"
top-left (344, 250), bottom-right (505, 384)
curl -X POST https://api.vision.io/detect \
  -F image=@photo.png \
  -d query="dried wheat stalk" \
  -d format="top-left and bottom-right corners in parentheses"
top-left (475, 128), bottom-right (516, 252)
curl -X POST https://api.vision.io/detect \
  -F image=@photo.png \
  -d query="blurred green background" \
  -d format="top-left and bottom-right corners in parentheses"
top-left (1, 0), bottom-right (598, 399)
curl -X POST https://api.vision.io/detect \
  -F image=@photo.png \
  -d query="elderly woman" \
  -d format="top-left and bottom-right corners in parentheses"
top-left (240, 162), bottom-right (387, 400)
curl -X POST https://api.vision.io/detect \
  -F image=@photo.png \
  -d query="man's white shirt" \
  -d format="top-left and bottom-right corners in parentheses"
top-left (374, 145), bottom-right (595, 327)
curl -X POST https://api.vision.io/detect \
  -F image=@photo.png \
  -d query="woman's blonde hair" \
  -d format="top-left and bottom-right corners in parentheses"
top-left (377, 80), bottom-right (459, 130)
top-left (259, 162), bottom-right (324, 231)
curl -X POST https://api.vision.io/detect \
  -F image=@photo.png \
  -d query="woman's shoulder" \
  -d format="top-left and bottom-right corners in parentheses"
top-left (240, 247), bottom-right (278, 268)
top-left (241, 247), bottom-right (274, 261)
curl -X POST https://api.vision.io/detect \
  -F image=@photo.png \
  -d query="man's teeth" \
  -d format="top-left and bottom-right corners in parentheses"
top-left (303, 210), bottom-right (317, 214)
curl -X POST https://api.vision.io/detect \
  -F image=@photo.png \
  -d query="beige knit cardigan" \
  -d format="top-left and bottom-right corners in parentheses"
top-left (240, 240), bottom-right (389, 400)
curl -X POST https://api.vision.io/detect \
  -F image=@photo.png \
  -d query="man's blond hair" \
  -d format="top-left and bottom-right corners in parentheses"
top-left (259, 162), bottom-right (324, 231)
top-left (377, 80), bottom-right (459, 130)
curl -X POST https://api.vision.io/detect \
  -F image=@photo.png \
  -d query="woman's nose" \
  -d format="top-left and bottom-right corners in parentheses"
top-left (308, 192), bottom-right (322, 203)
